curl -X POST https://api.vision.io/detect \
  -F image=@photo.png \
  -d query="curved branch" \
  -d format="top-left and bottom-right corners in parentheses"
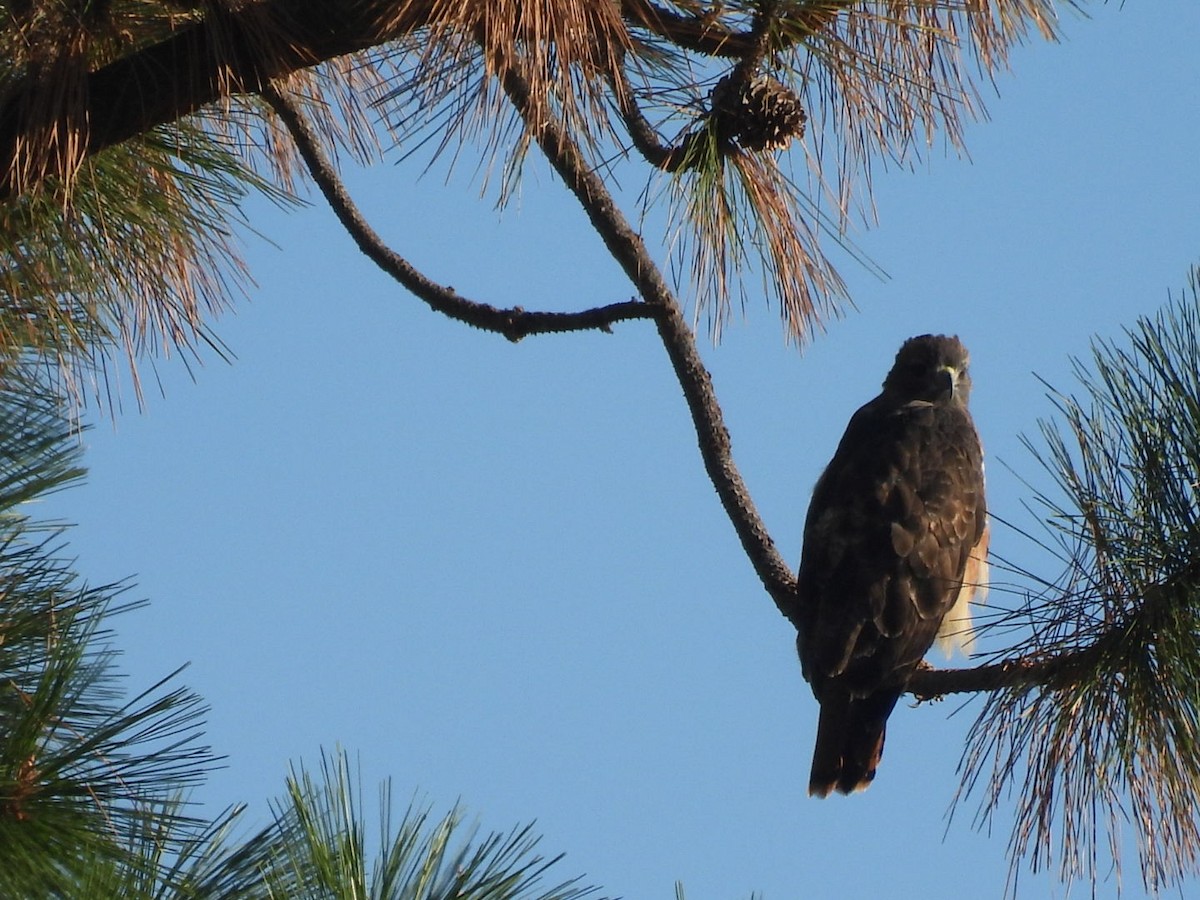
top-left (496, 62), bottom-right (798, 623)
top-left (610, 63), bottom-right (705, 173)
top-left (260, 84), bottom-right (655, 341)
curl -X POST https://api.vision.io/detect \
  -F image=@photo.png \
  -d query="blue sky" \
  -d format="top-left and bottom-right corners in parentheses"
top-left (34, 3), bottom-right (1200, 897)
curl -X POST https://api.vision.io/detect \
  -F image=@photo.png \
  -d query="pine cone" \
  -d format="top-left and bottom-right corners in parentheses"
top-left (710, 73), bottom-right (807, 152)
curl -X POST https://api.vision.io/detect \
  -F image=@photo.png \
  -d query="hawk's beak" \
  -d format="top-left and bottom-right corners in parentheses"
top-left (936, 365), bottom-right (956, 398)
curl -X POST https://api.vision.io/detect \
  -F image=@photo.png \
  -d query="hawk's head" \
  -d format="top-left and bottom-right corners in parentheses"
top-left (883, 334), bottom-right (971, 405)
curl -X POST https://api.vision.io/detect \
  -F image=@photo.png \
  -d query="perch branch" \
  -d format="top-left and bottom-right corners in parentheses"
top-left (261, 84), bottom-right (656, 341)
top-left (909, 622), bottom-right (1127, 700)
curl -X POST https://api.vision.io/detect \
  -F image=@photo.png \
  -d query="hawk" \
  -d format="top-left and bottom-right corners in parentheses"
top-left (796, 334), bottom-right (988, 797)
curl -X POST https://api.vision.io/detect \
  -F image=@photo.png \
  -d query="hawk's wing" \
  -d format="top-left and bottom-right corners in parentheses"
top-left (935, 516), bottom-right (990, 657)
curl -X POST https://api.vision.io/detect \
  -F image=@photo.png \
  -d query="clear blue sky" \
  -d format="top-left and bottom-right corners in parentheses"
top-left (35, 3), bottom-right (1200, 897)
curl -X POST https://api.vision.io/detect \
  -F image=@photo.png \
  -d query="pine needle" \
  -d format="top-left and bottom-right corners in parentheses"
top-left (956, 265), bottom-right (1200, 896)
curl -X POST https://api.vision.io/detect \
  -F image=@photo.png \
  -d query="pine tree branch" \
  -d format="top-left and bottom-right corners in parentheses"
top-left (0, 0), bottom-right (436, 201)
top-left (496, 60), bottom-right (799, 625)
top-left (260, 84), bottom-right (656, 341)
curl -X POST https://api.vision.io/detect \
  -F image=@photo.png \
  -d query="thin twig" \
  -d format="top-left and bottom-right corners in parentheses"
top-left (496, 59), bottom-right (799, 624)
top-left (609, 62), bottom-right (703, 172)
top-left (261, 84), bottom-right (656, 341)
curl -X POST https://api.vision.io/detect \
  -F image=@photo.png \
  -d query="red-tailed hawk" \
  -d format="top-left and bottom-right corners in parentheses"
top-left (796, 334), bottom-right (988, 797)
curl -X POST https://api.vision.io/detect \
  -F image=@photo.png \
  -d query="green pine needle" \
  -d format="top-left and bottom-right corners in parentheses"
top-left (0, 365), bottom-right (218, 897)
top-left (262, 747), bottom-right (602, 900)
top-left (958, 265), bottom-right (1200, 896)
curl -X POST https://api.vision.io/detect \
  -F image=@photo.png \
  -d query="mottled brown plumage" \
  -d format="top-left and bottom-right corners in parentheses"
top-left (796, 334), bottom-right (988, 797)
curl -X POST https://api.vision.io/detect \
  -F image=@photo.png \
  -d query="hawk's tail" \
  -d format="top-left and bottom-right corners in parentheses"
top-left (808, 690), bottom-right (902, 797)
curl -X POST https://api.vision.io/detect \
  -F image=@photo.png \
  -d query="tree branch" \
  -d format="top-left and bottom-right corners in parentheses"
top-left (260, 84), bottom-right (656, 341)
top-left (909, 631), bottom-right (1117, 700)
top-left (0, 0), bottom-right (437, 200)
top-left (619, 0), bottom-right (844, 58)
top-left (610, 62), bottom-right (705, 173)
top-left (496, 61), bottom-right (799, 624)
top-left (619, 0), bottom-right (755, 58)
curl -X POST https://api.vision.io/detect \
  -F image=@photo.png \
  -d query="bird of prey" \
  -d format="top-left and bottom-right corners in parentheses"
top-left (795, 334), bottom-right (988, 797)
